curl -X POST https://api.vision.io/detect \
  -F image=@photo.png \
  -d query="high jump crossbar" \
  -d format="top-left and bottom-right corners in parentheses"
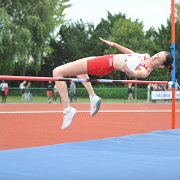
top-left (0, 75), bottom-right (168, 84)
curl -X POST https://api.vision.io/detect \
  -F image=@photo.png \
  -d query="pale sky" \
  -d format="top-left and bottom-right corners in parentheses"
top-left (65, 0), bottom-right (179, 31)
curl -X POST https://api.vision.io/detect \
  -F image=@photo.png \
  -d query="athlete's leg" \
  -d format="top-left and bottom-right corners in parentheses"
top-left (53, 57), bottom-right (92, 109)
top-left (53, 57), bottom-right (96, 129)
top-left (77, 74), bottom-right (101, 116)
top-left (77, 74), bottom-right (95, 96)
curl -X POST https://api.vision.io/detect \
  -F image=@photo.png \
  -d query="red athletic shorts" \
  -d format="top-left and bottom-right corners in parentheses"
top-left (87, 54), bottom-right (114, 76)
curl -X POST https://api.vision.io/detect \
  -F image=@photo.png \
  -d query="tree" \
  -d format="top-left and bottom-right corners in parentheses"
top-left (96, 12), bottom-right (148, 80)
top-left (41, 20), bottom-right (95, 77)
top-left (43, 10), bottom-right (180, 84)
top-left (0, 0), bottom-right (70, 75)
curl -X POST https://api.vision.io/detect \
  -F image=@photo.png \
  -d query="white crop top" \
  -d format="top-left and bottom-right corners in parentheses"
top-left (125, 53), bottom-right (150, 74)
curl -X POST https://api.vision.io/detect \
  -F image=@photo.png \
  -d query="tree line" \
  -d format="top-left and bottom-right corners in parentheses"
top-left (0, 0), bottom-right (180, 86)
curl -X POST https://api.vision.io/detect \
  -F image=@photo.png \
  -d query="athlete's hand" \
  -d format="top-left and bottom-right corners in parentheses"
top-left (99, 37), bottom-right (115, 47)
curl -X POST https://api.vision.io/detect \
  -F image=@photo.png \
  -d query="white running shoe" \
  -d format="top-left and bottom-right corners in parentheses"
top-left (90, 95), bottom-right (102, 116)
top-left (61, 107), bottom-right (77, 130)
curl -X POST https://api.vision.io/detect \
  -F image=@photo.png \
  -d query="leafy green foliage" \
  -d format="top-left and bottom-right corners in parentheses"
top-left (0, 3), bottom-right (180, 86)
top-left (0, 0), bottom-right (70, 75)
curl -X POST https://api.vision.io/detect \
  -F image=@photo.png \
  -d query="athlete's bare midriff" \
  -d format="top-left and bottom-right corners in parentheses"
top-left (112, 54), bottom-right (126, 70)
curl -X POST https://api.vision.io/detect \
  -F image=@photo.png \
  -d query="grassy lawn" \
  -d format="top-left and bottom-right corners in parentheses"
top-left (4, 95), bottom-right (147, 104)
top-left (4, 87), bottom-right (150, 104)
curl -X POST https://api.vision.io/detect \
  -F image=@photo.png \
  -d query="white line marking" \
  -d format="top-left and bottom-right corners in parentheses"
top-left (0, 110), bottom-right (180, 114)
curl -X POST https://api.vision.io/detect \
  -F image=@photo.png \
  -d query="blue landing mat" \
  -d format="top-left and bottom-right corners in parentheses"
top-left (0, 129), bottom-right (180, 180)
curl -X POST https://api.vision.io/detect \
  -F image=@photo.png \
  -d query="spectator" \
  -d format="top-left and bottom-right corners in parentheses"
top-left (0, 80), bottom-right (8, 103)
top-left (53, 84), bottom-right (61, 103)
top-left (69, 81), bottom-right (77, 102)
top-left (158, 84), bottom-right (166, 91)
top-left (19, 81), bottom-right (26, 100)
top-left (147, 83), bottom-right (154, 102)
top-left (24, 81), bottom-right (32, 102)
top-left (147, 83), bottom-right (152, 102)
top-left (153, 84), bottom-right (158, 91)
top-left (175, 79), bottom-right (180, 90)
top-left (127, 83), bottom-right (134, 103)
top-left (175, 79), bottom-right (180, 102)
top-left (46, 81), bottom-right (54, 103)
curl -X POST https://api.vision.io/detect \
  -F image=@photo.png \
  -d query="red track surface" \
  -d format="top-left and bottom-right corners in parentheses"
top-left (0, 103), bottom-right (180, 150)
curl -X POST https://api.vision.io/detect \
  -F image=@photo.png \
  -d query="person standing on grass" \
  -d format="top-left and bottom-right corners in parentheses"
top-left (147, 83), bottom-right (154, 102)
top-left (175, 79), bottom-right (180, 102)
top-left (175, 79), bottom-right (180, 90)
top-left (127, 83), bottom-right (134, 103)
top-left (69, 81), bottom-right (77, 103)
top-left (53, 84), bottom-right (59, 103)
top-left (23, 81), bottom-right (32, 102)
top-left (53, 37), bottom-right (173, 130)
top-left (0, 80), bottom-right (8, 103)
top-left (46, 81), bottom-right (54, 103)
top-left (19, 81), bottom-right (26, 101)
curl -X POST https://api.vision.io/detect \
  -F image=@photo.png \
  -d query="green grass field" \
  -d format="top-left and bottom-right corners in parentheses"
top-left (3, 95), bottom-right (148, 104)
top-left (3, 87), bottom-right (151, 104)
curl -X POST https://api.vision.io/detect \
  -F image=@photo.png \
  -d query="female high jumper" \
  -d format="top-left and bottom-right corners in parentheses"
top-left (53, 37), bottom-right (173, 129)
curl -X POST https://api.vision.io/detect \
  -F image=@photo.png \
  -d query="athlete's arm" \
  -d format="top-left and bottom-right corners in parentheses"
top-left (99, 37), bottom-right (134, 54)
top-left (126, 69), bottom-right (149, 78)
top-left (122, 63), bottom-right (149, 78)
